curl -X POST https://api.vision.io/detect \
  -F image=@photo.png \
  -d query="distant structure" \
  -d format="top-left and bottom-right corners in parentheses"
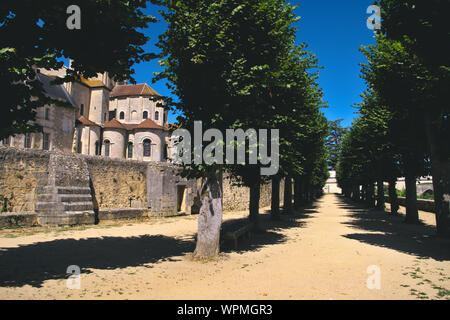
top-left (323, 170), bottom-right (342, 194)
top-left (1, 65), bottom-right (170, 162)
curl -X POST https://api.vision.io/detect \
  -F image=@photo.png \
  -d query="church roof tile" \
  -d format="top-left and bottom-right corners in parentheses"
top-left (110, 83), bottom-right (161, 98)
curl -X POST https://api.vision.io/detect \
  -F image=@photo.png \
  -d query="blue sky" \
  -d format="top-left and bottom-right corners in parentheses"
top-left (84, 0), bottom-right (378, 127)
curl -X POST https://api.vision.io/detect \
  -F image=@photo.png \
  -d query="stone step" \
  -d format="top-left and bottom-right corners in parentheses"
top-left (38, 211), bottom-right (95, 226)
top-left (35, 201), bottom-right (64, 212)
top-left (63, 202), bottom-right (94, 212)
top-left (37, 194), bottom-right (56, 202)
top-left (64, 210), bottom-right (96, 216)
top-left (35, 186), bottom-right (55, 195)
top-left (56, 186), bottom-right (92, 195)
top-left (59, 194), bottom-right (92, 203)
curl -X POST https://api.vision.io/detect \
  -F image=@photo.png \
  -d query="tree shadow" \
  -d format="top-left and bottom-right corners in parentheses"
top-left (0, 234), bottom-right (195, 288)
top-left (337, 196), bottom-right (450, 261)
top-left (0, 201), bottom-right (319, 289)
top-left (220, 202), bottom-right (317, 253)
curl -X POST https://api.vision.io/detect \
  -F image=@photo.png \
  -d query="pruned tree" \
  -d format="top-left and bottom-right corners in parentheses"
top-left (0, 0), bottom-right (156, 138)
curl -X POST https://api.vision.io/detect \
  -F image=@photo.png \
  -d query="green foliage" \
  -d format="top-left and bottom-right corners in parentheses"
top-left (0, 0), bottom-right (157, 138)
top-left (325, 119), bottom-right (347, 170)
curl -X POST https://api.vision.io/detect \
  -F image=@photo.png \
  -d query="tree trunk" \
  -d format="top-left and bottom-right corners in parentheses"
top-left (429, 155), bottom-right (450, 236)
top-left (425, 112), bottom-right (450, 237)
top-left (249, 174), bottom-right (261, 227)
top-left (388, 178), bottom-right (399, 214)
top-left (366, 183), bottom-right (375, 208)
top-left (193, 169), bottom-right (223, 259)
top-left (404, 164), bottom-right (419, 224)
top-left (293, 177), bottom-right (301, 210)
top-left (271, 175), bottom-right (281, 220)
top-left (283, 176), bottom-right (292, 214)
top-left (376, 180), bottom-right (385, 210)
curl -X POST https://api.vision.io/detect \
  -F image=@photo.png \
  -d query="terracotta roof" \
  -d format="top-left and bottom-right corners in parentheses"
top-left (80, 77), bottom-right (105, 88)
top-left (110, 83), bottom-right (161, 98)
top-left (104, 118), bottom-right (127, 130)
top-left (123, 123), bottom-right (138, 130)
top-left (77, 116), bottom-right (100, 127)
top-left (135, 118), bottom-right (165, 130)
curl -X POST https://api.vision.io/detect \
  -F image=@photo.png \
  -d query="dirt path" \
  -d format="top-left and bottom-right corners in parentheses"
top-left (0, 194), bottom-right (449, 300)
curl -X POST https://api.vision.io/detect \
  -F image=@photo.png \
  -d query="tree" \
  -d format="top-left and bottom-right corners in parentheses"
top-left (376, 0), bottom-right (450, 236)
top-left (360, 35), bottom-right (431, 223)
top-left (326, 119), bottom-right (348, 170)
top-left (0, 0), bottom-right (156, 139)
top-left (156, 0), bottom-right (300, 257)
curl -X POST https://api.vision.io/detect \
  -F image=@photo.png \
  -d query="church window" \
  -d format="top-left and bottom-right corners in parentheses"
top-left (80, 104), bottom-right (84, 116)
top-left (42, 133), bottom-right (50, 150)
top-left (155, 111), bottom-right (159, 121)
top-left (95, 141), bottom-right (100, 155)
top-left (119, 111), bottom-right (125, 120)
top-left (143, 111), bottom-right (148, 119)
top-left (131, 110), bottom-right (137, 120)
top-left (143, 139), bottom-right (151, 157)
top-left (24, 133), bottom-right (31, 148)
top-left (127, 142), bottom-right (133, 159)
top-left (104, 140), bottom-right (110, 157)
top-left (44, 108), bottom-right (50, 120)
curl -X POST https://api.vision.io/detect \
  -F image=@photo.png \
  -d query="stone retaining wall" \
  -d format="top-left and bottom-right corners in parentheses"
top-left (0, 147), bottom-right (275, 228)
top-left (385, 195), bottom-right (435, 213)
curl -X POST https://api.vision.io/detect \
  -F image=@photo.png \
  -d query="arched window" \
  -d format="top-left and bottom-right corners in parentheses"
top-left (163, 112), bottom-right (166, 123)
top-left (163, 143), bottom-right (168, 160)
top-left (104, 140), bottom-right (110, 157)
top-left (44, 108), bottom-right (50, 120)
top-left (143, 139), bottom-right (151, 157)
top-left (2, 137), bottom-right (10, 146)
top-left (143, 111), bottom-right (148, 119)
top-left (95, 141), bottom-right (100, 155)
top-left (42, 133), bottom-right (50, 150)
top-left (131, 110), bottom-right (137, 120)
top-left (127, 142), bottom-right (133, 159)
top-left (80, 104), bottom-right (84, 116)
top-left (24, 133), bottom-right (31, 149)
top-left (119, 111), bottom-right (125, 120)
top-left (154, 111), bottom-right (159, 121)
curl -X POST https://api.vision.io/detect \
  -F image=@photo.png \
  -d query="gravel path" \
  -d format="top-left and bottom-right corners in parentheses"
top-left (0, 194), bottom-right (449, 299)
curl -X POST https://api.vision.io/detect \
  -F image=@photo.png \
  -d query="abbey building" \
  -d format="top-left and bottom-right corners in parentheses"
top-left (1, 66), bottom-right (170, 163)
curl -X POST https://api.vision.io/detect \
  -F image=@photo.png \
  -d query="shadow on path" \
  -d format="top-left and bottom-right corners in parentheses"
top-left (0, 234), bottom-right (194, 288)
top-left (220, 202), bottom-right (318, 254)
top-left (0, 202), bottom-right (320, 288)
top-left (337, 195), bottom-right (450, 261)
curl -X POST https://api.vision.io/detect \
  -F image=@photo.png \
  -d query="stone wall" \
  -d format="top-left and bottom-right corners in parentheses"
top-left (85, 155), bottom-right (148, 209)
top-left (0, 147), bottom-right (50, 212)
top-left (385, 195), bottom-right (435, 213)
top-left (0, 146), bottom-right (278, 227)
top-left (222, 176), bottom-right (283, 212)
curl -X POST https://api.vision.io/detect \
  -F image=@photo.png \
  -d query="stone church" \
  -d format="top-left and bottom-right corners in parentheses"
top-left (1, 65), bottom-right (170, 163)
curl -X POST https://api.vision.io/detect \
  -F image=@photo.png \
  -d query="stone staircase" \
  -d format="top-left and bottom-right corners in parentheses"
top-left (35, 153), bottom-right (96, 226)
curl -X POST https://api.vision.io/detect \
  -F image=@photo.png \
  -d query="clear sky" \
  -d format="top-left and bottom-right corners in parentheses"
top-left (108, 0), bottom-right (378, 127)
